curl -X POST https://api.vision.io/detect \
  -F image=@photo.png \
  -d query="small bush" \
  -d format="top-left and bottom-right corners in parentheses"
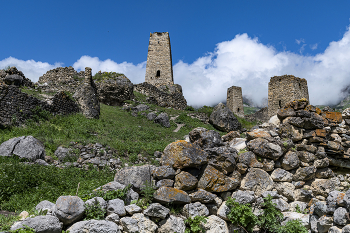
top-left (185, 106), bottom-right (195, 111)
top-left (84, 198), bottom-right (106, 220)
top-left (184, 215), bottom-right (207, 233)
top-left (226, 197), bottom-right (257, 232)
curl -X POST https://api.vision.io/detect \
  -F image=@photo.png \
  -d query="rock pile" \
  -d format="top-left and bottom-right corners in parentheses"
top-left (0, 67), bottom-right (33, 87)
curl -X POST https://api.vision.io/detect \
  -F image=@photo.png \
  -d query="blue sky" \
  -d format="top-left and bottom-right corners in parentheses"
top-left (1, 1), bottom-right (350, 107)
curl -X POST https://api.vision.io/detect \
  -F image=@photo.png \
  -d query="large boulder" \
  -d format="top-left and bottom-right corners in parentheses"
top-left (67, 220), bottom-right (121, 233)
top-left (198, 165), bottom-right (240, 192)
top-left (0, 136), bottom-right (45, 161)
top-left (189, 127), bottom-right (224, 149)
top-left (73, 67), bottom-right (100, 119)
top-left (114, 165), bottom-right (154, 192)
top-left (154, 112), bottom-right (171, 128)
top-left (107, 198), bottom-right (126, 216)
top-left (94, 73), bottom-right (133, 106)
top-left (174, 171), bottom-right (198, 190)
top-left (246, 138), bottom-right (283, 161)
top-left (209, 103), bottom-right (241, 132)
top-left (161, 140), bottom-right (208, 169)
top-left (10, 215), bottom-right (62, 233)
top-left (54, 196), bottom-right (85, 225)
top-left (241, 168), bottom-right (274, 196)
top-left (153, 187), bottom-right (191, 204)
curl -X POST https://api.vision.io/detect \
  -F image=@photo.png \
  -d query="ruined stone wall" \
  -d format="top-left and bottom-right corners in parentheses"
top-left (0, 84), bottom-right (79, 127)
top-left (145, 32), bottom-right (174, 86)
top-left (38, 67), bottom-right (85, 93)
top-left (227, 86), bottom-right (244, 118)
top-left (268, 75), bottom-right (309, 118)
top-left (134, 82), bottom-right (187, 110)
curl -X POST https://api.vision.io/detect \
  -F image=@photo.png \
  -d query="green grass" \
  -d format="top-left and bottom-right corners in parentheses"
top-left (0, 213), bottom-right (20, 231)
top-left (92, 71), bottom-right (125, 83)
top-left (244, 106), bottom-right (260, 115)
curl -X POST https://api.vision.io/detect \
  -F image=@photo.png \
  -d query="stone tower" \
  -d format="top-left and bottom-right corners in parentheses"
top-left (145, 32), bottom-right (174, 86)
top-left (268, 75), bottom-right (309, 117)
top-left (227, 86), bottom-right (244, 118)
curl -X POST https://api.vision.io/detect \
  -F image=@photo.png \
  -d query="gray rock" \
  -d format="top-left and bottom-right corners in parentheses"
top-left (107, 198), bottom-right (126, 216)
top-left (54, 146), bottom-right (73, 161)
top-left (174, 171), bottom-right (198, 190)
top-left (95, 181), bottom-right (139, 205)
top-left (147, 112), bottom-right (157, 121)
top-left (182, 202), bottom-right (209, 217)
top-left (271, 168), bottom-right (293, 182)
top-left (0, 136), bottom-right (24, 157)
top-left (310, 214), bottom-right (319, 232)
top-left (231, 190), bottom-right (255, 204)
top-left (11, 136), bottom-right (46, 161)
top-left (317, 215), bottom-right (333, 233)
top-left (54, 195), bottom-right (85, 225)
top-left (189, 189), bottom-right (217, 203)
top-left (246, 138), bottom-right (283, 161)
top-left (73, 67), bottom-right (100, 119)
top-left (343, 224), bottom-right (350, 233)
top-left (293, 166), bottom-right (316, 181)
top-left (316, 167), bottom-right (335, 179)
top-left (134, 104), bottom-right (150, 112)
top-left (189, 127), bottom-right (224, 149)
top-left (4, 74), bottom-right (23, 86)
top-left (161, 140), bottom-right (208, 170)
top-left (67, 219), bottom-right (121, 233)
top-left (152, 166), bottom-right (176, 180)
top-left (328, 226), bottom-right (342, 233)
top-left (327, 190), bottom-right (341, 214)
top-left (275, 182), bottom-right (295, 201)
top-left (241, 168), bottom-right (274, 196)
top-left (154, 112), bottom-right (171, 128)
top-left (333, 207), bottom-right (349, 226)
top-left (313, 201), bottom-right (328, 217)
top-left (314, 158), bottom-right (330, 168)
top-left (143, 203), bottom-right (170, 219)
top-left (272, 199), bottom-right (289, 212)
top-left (10, 215), bottom-right (62, 233)
top-left (35, 200), bottom-right (55, 213)
top-left (95, 74), bottom-right (133, 106)
top-left (105, 213), bottom-right (120, 223)
top-left (120, 213), bottom-right (157, 233)
top-left (125, 204), bottom-right (142, 215)
top-left (157, 215), bottom-right (186, 233)
top-left (297, 151), bottom-right (316, 163)
top-left (201, 215), bottom-right (229, 233)
top-left (289, 201), bottom-right (307, 212)
top-left (217, 201), bottom-right (230, 221)
top-left (209, 103), bottom-right (241, 132)
top-left (238, 151), bottom-right (262, 168)
top-left (206, 146), bottom-right (238, 174)
top-left (198, 165), bottom-right (240, 192)
top-left (114, 165), bottom-right (154, 192)
top-left (85, 197), bottom-right (107, 211)
top-left (153, 187), bottom-right (191, 204)
top-left (261, 191), bottom-right (281, 199)
top-left (156, 179), bottom-right (174, 188)
top-left (281, 151), bottom-right (300, 170)
top-left (35, 159), bottom-right (49, 166)
top-left (120, 217), bottom-right (139, 233)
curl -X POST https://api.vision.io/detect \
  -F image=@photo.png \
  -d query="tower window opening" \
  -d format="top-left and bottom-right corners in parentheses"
top-left (156, 70), bottom-right (160, 77)
top-left (237, 108), bottom-right (240, 112)
top-left (279, 100), bottom-right (282, 108)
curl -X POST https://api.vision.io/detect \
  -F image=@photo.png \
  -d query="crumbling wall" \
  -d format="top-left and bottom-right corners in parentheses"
top-left (268, 75), bottom-right (309, 118)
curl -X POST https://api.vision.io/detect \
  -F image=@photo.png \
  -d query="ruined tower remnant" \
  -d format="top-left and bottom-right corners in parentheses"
top-left (227, 86), bottom-right (244, 118)
top-left (145, 32), bottom-right (174, 86)
top-left (268, 75), bottom-right (309, 117)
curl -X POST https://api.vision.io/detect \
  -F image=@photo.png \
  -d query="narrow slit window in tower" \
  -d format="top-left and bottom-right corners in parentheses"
top-left (237, 108), bottom-right (240, 112)
top-left (156, 70), bottom-right (160, 77)
top-left (279, 100), bottom-right (282, 108)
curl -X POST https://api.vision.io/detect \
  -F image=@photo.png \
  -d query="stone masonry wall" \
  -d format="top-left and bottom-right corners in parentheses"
top-left (0, 83), bottom-right (79, 127)
top-left (134, 82), bottom-right (187, 110)
top-left (268, 75), bottom-right (309, 118)
top-left (145, 32), bottom-right (174, 86)
top-left (227, 86), bottom-right (244, 118)
top-left (38, 67), bottom-right (85, 93)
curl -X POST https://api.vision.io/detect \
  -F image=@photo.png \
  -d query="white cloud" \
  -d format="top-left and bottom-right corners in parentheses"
top-left (0, 57), bottom-right (62, 82)
top-left (296, 38), bottom-right (305, 45)
top-left (310, 43), bottom-right (318, 50)
top-left (2, 26), bottom-right (350, 109)
top-left (72, 55), bottom-right (146, 84)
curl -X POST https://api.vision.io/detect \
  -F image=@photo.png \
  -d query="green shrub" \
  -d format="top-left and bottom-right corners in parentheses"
top-left (185, 106), bottom-right (195, 111)
top-left (196, 105), bottom-right (213, 118)
top-left (134, 181), bottom-right (156, 209)
top-left (226, 197), bottom-right (257, 232)
top-left (81, 185), bottom-right (131, 202)
top-left (257, 195), bottom-right (283, 233)
top-left (84, 198), bottom-right (106, 220)
top-left (184, 215), bottom-right (207, 233)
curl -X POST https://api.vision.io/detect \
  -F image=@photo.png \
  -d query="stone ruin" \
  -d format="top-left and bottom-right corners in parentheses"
top-left (268, 75), bottom-right (309, 118)
top-left (226, 86), bottom-right (244, 118)
top-left (145, 32), bottom-right (174, 87)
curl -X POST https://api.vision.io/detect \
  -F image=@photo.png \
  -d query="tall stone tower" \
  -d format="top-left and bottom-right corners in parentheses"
top-left (268, 75), bottom-right (309, 117)
top-left (145, 32), bottom-right (174, 86)
top-left (227, 86), bottom-right (244, 118)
